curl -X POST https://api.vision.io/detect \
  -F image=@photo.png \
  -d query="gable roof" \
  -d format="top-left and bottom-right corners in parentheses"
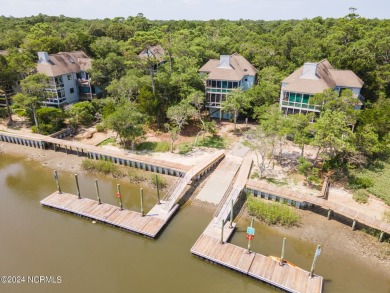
top-left (282, 59), bottom-right (363, 94)
top-left (37, 51), bottom-right (92, 77)
top-left (138, 45), bottom-right (166, 63)
top-left (199, 53), bottom-right (257, 81)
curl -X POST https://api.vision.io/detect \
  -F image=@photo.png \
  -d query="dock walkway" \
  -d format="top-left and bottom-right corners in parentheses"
top-left (191, 149), bottom-right (323, 293)
top-left (196, 155), bottom-right (242, 204)
top-left (41, 192), bottom-right (178, 237)
top-left (40, 151), bottom-right (225, 237)
top-left (191, 234), bottom-right (323, 293)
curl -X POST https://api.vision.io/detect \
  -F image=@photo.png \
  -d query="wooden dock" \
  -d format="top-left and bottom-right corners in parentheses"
top-left (191, 234), bottom-right (323, 293)
top-left (40, 192), bottom-right (178, 238)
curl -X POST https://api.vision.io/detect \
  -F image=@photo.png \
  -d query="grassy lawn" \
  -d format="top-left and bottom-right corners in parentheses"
top-left (353, 160), bottom-right (390, 206)
top-left (135, 141), bottom-right (170, 152)
top-left (196, 135), bottom-right (228, 149)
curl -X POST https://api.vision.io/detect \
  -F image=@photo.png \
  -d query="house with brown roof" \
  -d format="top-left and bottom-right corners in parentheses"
top-left (37, 51), bottom-right (101, 107)
top-left (280, 59), bottom-right (364, 116)
top-left (199, 53), bottom-right (257, 119)
top-left (138, 45), bottom-right (166, 73)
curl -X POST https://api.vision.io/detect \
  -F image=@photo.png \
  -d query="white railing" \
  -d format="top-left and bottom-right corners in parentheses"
top-left (213, 186), bottom-right (242, 226)
top-left (162, 171), bottom-right (193, 212)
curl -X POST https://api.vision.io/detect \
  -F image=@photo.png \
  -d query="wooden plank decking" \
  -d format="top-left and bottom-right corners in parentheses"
top-left (191, 234), bottom-right (323, 293)
top-left (40, 192), bottom-right (178, 238)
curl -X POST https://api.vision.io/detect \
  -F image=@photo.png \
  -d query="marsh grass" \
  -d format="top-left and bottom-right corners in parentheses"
top-left (81, 159), bottom-right (125, 178)
top-left (246, 194), bottom-right (300, 227)
top-left (151, 174), bottom-right (167, 188)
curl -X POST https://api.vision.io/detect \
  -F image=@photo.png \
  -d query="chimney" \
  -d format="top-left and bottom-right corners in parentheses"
top-left (218, 55), bottom-right (231, 69)
top-left (300, 62), bottom-right (318, 79)
top-left (38, 52), bottom-right (49, 63)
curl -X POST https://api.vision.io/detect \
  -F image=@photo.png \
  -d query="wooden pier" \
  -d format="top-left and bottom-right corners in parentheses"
top-left (191, 234), bottom-right (323, 293)
top-left (40, 192), bottom-right (178, 238)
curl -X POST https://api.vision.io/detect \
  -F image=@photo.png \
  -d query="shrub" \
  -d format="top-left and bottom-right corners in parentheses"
top-left (179, 143), bottom-right (192, 154)
top-left (246, 194), bottom-right (300, 227)
top-left (0, 108), bottom-right (8, 118)
top-left (349, 176), bottom-right (375, 190)
top-left (383, 211), bottom-right (390, 223)
top-left (197, 135), bottom-right (227, 149)
top-left (66, 101), bottom-right (96, 126)
top-left (352, 190), bottom-right (369, 204)
top-left (37, 107), bottom-right (65, 130)
top-left (95, 123), bottom-right (106, 132)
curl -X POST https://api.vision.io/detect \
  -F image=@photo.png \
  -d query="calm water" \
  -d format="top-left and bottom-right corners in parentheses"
top-left (0, 154), bottom-right (389, 293)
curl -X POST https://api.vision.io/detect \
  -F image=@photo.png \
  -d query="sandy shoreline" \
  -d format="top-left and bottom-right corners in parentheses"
top-left (1, 140), bottom-right (389, 275)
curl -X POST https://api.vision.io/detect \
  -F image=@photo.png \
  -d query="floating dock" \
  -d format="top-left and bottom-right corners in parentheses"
top-left (40, 192), bottom-right (178, 238)
top-left (191, 234), bottom-right (323, 293)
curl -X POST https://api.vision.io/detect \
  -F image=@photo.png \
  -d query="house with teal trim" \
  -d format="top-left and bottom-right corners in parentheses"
top-left (37, 51), bottom-right (102, 107)
top-left (199, 53), bottom-right (257, 119)
top-left (280, 59), bottom-right (364, 117)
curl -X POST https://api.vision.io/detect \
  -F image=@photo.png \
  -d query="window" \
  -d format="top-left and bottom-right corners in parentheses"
top-left (244, 78), bottom-right (248, 82)
top-left (55, 76), bottom-right (63, 86)
top-left (67, 74), bottom-right (72, 80)
top-left (70, 88), bottom-right (74, 94)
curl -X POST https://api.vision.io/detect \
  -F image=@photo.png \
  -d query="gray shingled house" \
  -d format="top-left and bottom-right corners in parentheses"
top-left (37, 51), bottom-right (101, 107)
top-left (280, 59), bottom-right (364, 117)
top-left (199, 53), bottom-right (257, 119)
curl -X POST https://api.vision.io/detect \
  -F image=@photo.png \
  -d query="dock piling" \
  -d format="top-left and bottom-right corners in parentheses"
top-left (54, 170), bottom-right (62, 194)
top-left (352, 219), bottom-right (357, 231)
top-left (247, 217), bottom-right (254, 254)
top-left (156, 175), bottom-right (161, 204)
top-left (95, 179), bottom-right (101, 204)
top-left (74, 174), bottom-right (81, 199)
top-left (310, 245), bottom-right (321, 278)
top-left (117, 184), bottom-right (123, 210)
top-left (379, 231), bottom-right (384, 242)
top-left (140, 188), bottom-right (144, 217)
top-left (327, 209), bottom-right (332, 220)
top-left (229, 199), bottom-right (233, 228)
top-left (220, 219), bottom-right (224, 244)
top-left (280, 237), bottom-right (286, 266)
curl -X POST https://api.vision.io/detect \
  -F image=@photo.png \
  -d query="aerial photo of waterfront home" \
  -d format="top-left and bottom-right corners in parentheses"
top-left (0, 3), bottom-right (389, 293)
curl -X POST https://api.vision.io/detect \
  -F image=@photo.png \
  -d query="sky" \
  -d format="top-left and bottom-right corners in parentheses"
top-left (1, 0), bottom-right (389, 21)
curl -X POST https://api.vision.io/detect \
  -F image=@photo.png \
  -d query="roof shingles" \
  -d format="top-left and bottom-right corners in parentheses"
top-left (282, 59), bottom-right (363, 94)
top-left (199, 53), bottom-right (257, 81)
top-left (37, 51), bottom-right (92, 77)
